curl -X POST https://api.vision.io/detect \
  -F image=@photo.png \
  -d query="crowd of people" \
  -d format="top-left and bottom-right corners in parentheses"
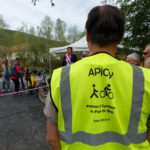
top-left (125, 45), bottom-right (150, 67)
top-left (2, 44), bottom-right (148, 97)
top-left (62, 45), bottom-right (150, 68)
top-left (0, 58), bottom-right (35, 96)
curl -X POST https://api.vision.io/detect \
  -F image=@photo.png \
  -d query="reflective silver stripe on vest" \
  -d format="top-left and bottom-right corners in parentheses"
top-left (60, 66), bottom-right (72, 132)
top-left (60, 65), bottom-right (146, 145)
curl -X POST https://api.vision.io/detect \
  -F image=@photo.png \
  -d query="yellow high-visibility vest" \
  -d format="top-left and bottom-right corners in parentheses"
top-left (51, 53), bottom-right (150, 150)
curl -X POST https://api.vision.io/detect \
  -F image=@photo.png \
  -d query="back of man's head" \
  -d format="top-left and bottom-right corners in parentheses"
top-left (85, 5), bottom-right (125, 47)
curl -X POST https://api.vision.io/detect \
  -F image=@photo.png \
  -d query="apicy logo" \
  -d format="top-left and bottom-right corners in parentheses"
top-left (88, 68), bottom-right (114, 79)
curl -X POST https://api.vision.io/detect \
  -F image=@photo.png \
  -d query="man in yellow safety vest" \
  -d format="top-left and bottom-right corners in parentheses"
top-left (44, 5), bottom-right (150, 150)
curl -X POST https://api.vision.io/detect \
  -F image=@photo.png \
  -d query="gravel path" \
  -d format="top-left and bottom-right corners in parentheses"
top-left (0, 84), bottom-right (50, 150)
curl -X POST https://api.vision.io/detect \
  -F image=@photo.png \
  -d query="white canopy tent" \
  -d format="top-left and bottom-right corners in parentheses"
top-left (49, 36), bottom-right (88, 53)
top-left (49, 36), bottom-right (124, 54)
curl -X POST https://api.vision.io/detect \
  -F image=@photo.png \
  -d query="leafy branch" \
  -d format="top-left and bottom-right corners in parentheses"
top-left (31, 0), bottom-right (55, 6)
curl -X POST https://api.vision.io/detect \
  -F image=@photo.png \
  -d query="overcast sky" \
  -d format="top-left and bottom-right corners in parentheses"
top-left (0, 0), bottom-right (102, 32)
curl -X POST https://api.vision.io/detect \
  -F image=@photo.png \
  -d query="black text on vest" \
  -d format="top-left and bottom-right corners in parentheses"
top-left (88, 68), bottom-right (114, 79)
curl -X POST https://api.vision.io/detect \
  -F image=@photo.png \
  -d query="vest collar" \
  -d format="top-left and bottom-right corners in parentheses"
top-left (89, 51), bottom-right (115, 58)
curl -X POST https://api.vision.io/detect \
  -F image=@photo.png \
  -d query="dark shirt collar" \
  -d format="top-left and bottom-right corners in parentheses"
top-left (89, 51), bottom-right (115, 58)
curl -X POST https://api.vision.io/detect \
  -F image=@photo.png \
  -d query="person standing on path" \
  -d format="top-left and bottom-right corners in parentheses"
top-left (62, 47), bottom-right (77, 66)
top-left (1, 59), bottom-right (11, 92)
top-left (45, 5), bottom-right (150, 150)
top-left (10, 58), bottom-right (22, 96)
top-left (17, 58), bottom-right (25, 89)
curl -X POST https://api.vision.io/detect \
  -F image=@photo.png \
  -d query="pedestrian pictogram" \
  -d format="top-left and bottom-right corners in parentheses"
top-left (90, 84), bottom-right (99, 98)
top-left (100, 84), bottom-right (113, 99)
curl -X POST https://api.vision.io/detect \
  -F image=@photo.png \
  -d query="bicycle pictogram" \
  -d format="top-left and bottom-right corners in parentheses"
top-left (100, 84), bottom-right (113, 99)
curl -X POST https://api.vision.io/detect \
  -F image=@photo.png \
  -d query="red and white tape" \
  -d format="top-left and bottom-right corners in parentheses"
top-left (0, 86), bottom-right (48, 97)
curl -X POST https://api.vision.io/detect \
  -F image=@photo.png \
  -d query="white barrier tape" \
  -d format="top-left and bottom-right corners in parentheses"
top-left (0, 86), bottom-right (48, 97)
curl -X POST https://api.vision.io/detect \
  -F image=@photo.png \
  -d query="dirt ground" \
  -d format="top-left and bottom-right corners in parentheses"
top-left (0, 87), bottom-right (50, 150)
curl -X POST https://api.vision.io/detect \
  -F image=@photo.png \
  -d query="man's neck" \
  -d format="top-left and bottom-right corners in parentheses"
top-left (89, 44), bottom-right (117, 56)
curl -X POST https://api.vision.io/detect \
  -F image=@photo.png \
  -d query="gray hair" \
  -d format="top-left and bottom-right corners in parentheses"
top-left (127, 53), bottom-right (140, 62)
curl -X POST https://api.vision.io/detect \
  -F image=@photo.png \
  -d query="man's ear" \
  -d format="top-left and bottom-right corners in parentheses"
top-left (86, 33), bottom-right (90, 42)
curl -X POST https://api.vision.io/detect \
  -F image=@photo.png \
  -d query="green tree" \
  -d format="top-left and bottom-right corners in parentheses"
top-left (17, 22), bottom-right (28, 33)
top-left (28, 26), bottom-right (36, 36)
top-left (117, 0), bottom-right (150, 51)
top-left (55, 18), bottom-right (66, 42)
top-left (67, 25), bottom-right (82, 43)
top-left (15, 32), bottom-right (51, 71)
top-left (0, 46), bottom-right (10, 59)
top-left (40, 16), bottom-right (53, 39)
top-left (13, 32), bottom-right (26, 50)
top-left (36, 26), bottom-right (42, 37)
top-left (0, 14), bottom-right (9, 29)
top-left (12, 31), bottom-right (28, 64)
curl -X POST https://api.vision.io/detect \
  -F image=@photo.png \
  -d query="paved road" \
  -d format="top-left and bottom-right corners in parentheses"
top-left (0, 85), bottom-right (50, 150)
